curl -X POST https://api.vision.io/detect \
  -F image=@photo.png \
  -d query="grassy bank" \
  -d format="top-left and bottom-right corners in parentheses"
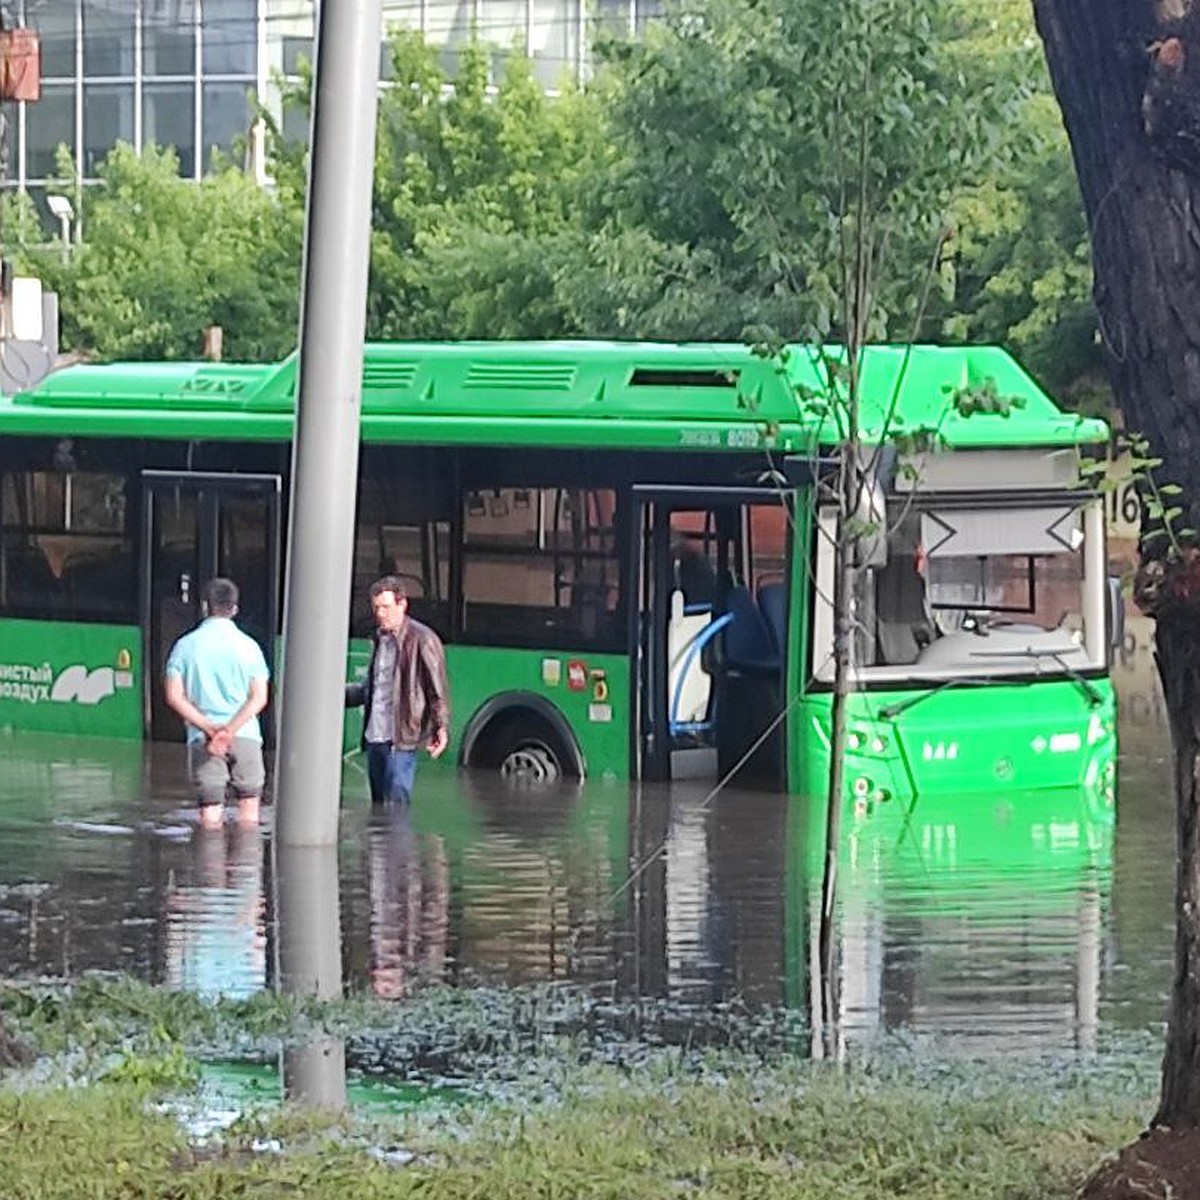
top-left (0, 977), bottom-right (1159, 1199)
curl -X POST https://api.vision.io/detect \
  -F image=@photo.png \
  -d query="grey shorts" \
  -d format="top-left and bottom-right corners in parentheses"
top-left (187, 738), bottom-right (266, 807)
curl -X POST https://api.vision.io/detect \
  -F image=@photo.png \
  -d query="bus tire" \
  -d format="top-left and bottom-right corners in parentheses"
top-left (461, 694), bottom-right (584, 784)
top-left (499, 737), bottom-right (562, 783)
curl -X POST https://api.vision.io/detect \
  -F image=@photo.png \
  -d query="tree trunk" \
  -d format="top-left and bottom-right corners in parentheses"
top-left (1155, 608), bottom-right (1200, 1123)
top-left (1034, 0), bottom-right (1200, 1127)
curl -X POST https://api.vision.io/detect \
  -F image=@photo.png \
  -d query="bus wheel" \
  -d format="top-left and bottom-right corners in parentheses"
top-left (463, 700), bottom-right (583, 783)
top-left (499, 741), bottom-right (562, 783)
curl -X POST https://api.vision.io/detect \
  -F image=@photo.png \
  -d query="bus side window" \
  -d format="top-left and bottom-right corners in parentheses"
top-left (0, 468), bottom-right (134, 623)
top-left (462, 485), bottom-right (620, 650)
top-left (352, 451), bottom-right (453, 639)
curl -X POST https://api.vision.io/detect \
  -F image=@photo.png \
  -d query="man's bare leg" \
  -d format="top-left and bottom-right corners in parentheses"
top-left (237, 795), bottom-right (261, 827)
top-left (199, 802), bottom-right (225, 831)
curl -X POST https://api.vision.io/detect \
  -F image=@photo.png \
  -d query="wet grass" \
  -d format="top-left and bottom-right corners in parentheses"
top-left (0, 975), bottom-right (1161, 1199)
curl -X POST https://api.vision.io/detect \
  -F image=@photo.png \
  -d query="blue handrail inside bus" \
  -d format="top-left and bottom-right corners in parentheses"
top-left (669, 611), bottom-right (734, 737)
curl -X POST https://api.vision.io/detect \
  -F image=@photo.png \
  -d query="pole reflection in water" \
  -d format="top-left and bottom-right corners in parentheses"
top-left (274, 842), bottom-right (346, 1110)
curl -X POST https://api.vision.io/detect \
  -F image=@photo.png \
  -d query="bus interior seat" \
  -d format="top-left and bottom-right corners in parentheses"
top-left (874, 551), bottom-right (936, 665)
top-left (723, 584), bottom-right (779, 674)
top-left (756, 581), bottom-right (787, 655)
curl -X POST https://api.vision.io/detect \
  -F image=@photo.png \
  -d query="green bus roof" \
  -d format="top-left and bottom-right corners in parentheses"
top-left (0, 341), bottom-right (1107, 453)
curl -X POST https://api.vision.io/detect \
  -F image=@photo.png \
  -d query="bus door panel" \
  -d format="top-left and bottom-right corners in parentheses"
top-left (141, 471), bottom-right (282, 742)
top-left (632, 487), bottom-right (792, 788)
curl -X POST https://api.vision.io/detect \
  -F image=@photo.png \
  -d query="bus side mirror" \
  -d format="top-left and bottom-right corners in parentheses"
top-left (1107, 576), bottom-right (1125, 653)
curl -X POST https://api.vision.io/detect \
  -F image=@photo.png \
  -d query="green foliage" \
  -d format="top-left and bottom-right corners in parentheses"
top-left (588, 0), bottom-right (1027, 345)
top-left (0, 976), bottom-right (1161, 1198)
top-left (0, 1056), bottom-right (1152, 1199)
top-left (0, 1087), bottom-right (188, 1197)
top-left (1116, 432), bottom-right (1196, 558)
top-left (361, 34), bottom-right (607, 339)
top-left (937, 98), bottom-right (1102, 407)
top-left (928, 1), bottom-right (1103, 409)
top-left (0, 1), bottom-right (1107, 401)
top-left (101, 1033), bottom-right (201, 1094)
top-left (6, 144), bottom-right (302, 361)
top-left (948, 376), bottom-right (1026, 417)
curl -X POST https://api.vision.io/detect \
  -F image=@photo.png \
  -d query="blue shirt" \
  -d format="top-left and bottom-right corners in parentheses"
top-left (164, 617), bottom-right (270, 744)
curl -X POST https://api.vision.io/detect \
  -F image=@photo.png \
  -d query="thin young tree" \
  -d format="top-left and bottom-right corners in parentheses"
top-left (716, 0), bottom-right (1021, 1053)
top-left (590, 0), bottom-right (1027, 1049)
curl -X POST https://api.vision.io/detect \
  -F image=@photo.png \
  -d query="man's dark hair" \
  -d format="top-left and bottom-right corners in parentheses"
top-left (203, 577), bottom-right (239, 616)
top-left (369, 575), bottom-right (409, 602)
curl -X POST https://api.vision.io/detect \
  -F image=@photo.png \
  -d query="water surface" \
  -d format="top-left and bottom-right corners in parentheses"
top-left (0, 613), bottom-right (1174, 1052)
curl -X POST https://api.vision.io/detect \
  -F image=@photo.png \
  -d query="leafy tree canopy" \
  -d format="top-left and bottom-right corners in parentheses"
top-left (0, 0), bottom-right (1106, 416)
top-left (931, 0), bottom-right (1103, 408)
top-left (266, 31), bottom-right (612, 341)
top-left (5, 144), bottom-right (302, 362)
top-left (582, 0), bottom-right (1029, 345)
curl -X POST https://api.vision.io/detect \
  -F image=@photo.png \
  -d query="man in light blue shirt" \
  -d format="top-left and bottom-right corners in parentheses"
top-left (165, 577), bottom-right (270, 829)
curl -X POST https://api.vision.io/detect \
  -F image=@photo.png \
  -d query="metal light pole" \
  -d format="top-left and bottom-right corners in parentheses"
top-left (275, 0), bottom-right (382, 847)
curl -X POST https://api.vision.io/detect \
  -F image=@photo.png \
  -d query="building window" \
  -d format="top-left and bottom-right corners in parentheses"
top-left (280, 100), bottom-right (308, 146)
top-left (145, 0), bottom-right (197, 77)
top-left (34, 1), bottom-right (76, 80)
top-left (144, 82), bottom-right (196, 176)
top-left (202, 81), bottom-right (252, 166)
top-left (531, 0), bottom-right (576, 86)
top-left (634, 0), bottom-right (663, 33)
top-left (201, 0), bottom-right (256, 75)
top-left (281, 34), bottom-right (312, 76)
top-left (82, 0), bottom-right (135, 76)
top-left (26, 84), bottom-right (75, 180)
top-left (83, 83), bottom-right (134, 175)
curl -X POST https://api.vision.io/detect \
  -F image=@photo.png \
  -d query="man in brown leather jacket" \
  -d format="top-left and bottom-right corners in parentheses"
top-left (345, 575), bottom-right (451, 804)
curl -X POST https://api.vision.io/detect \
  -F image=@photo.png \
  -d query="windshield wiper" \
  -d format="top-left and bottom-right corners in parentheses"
top-left (878, 676), bottom-right (1004, 721)
top-left (966, 646), bottom-right (1103, 708)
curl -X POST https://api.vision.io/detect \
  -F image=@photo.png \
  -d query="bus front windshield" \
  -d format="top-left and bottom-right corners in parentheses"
top-left (811, 495), bottom-right (1108, 683)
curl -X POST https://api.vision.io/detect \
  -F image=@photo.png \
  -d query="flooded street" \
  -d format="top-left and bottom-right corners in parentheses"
top-left (0, 614), bottom-right (1175, 1053)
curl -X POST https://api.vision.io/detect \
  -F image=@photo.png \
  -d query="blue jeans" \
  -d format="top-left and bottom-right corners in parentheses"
top-left (365, 742), bottom-right (419, 805)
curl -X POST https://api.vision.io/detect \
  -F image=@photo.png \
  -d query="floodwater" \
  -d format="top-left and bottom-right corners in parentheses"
top-left (0, 612), bottom-right (1174, 1053)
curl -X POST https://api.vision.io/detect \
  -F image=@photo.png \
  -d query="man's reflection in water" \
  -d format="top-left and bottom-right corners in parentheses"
top-left (164, 822), bottom-right (266, 998)
top-left (366, 806), bottom-right (450, 998)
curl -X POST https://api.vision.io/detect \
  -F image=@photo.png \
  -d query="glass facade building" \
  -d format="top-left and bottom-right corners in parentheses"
top-left (12, 0), bottom-right (663, 200)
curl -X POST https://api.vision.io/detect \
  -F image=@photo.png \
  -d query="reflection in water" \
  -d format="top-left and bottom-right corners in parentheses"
top-left (0, 609), bottom-right (1177, 1052)
top-left (276, 844), bottom-right (341, 999)
top-left (275, 844), bottom-right (346, 1109)
top-left (805, 787), bottom-right (1115, 1052)
top-left (424, 773), bottom-right (623, 987)
top-left (364, 806), bottom-right (449, 999)
top-left (165, 822), bottom-right (266, 999)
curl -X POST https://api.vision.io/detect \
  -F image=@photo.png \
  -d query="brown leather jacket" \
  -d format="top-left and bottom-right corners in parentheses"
top-left (345, 618), bottom-right (451, 751)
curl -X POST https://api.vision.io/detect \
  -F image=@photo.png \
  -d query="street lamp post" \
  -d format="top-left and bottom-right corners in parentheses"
top-left (46, 194), bottom-right (72, 263)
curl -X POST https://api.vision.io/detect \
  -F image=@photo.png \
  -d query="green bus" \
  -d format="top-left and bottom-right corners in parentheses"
top-left (0, 340), bottom-right (1117, 807)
